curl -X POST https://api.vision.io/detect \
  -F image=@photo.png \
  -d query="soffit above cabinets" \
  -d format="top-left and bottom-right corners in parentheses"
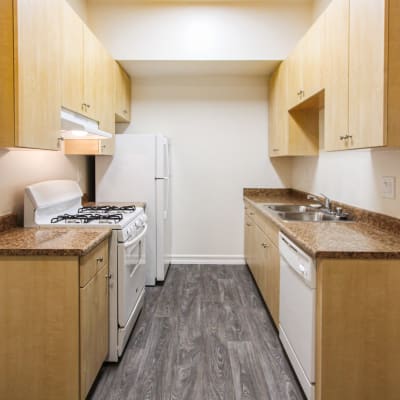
top-left (118, 60), bottom-right (281, 78)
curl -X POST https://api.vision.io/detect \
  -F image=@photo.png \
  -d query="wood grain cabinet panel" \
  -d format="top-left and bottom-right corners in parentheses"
top-left (287, 15), bottom-right (324, 110)
top-left (324, 0), bottom-right (400, 150)
top-left (323, 0), bottom-right (350, 151)
top-left (0, 0), bottom-right (14, 147)
top-left (268, 61), bottom-right (288, 157)
top-left (268, 61), bottom-right (319, 157)
top-left (0, 0), bottom-right (62, 150)
top-left (244, 203), bottom-right (280, 327)
top-left (316, 258), bottom-right (400, 400)
top-left (62, 0), bottom-right (84, 115)
top-left (62, 2), bottom-right (115, 136)
top-left (80, 263), bottom-right (109, 399)
top-left (0, 239), bottom-right (109, 400)
top-left (115, 62), bottom-right (131, 123)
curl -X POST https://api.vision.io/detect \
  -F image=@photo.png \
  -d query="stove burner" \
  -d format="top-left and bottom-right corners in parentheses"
top-left (78, 205), bottom-right (136, 214)
top-left (51, 213), bottom-right (123, 224)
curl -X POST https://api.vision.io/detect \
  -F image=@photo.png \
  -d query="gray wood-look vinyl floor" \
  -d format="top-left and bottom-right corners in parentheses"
top-left (89, 265), bottom-right (305, 400)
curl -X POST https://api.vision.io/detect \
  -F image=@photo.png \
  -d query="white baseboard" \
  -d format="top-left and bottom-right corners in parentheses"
top-left (169, 254), bottom-right (246, 265)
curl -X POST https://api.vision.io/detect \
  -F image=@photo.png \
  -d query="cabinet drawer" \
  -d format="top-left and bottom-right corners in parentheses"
top-left (247, 205), bottom-right (279, 247)
top-left (80, 239), bottom-right (109, 287)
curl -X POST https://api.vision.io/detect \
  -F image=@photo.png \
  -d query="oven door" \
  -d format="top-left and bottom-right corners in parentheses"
top-left (117, 224), bottom-right (147, 327)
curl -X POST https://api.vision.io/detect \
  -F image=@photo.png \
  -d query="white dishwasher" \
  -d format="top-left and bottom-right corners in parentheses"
top-left (279, 232), bottom-right (316, 400)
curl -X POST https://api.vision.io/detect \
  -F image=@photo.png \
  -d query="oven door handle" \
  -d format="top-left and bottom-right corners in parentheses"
top-left (122, 224), bottom-right (148, 248)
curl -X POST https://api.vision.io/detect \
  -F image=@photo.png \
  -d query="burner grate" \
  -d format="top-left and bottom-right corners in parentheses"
top-left (51, 213), bottom-right (123, 224)
top-left (78, 205), bottom-right (136, 214)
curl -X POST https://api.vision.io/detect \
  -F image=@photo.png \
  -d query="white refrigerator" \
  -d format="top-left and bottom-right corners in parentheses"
top-left (95, 134), bottom-right (171, 285)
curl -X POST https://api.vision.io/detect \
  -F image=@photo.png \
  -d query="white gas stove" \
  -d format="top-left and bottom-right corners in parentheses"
top-left (24, 180), bottom-right (147, 362)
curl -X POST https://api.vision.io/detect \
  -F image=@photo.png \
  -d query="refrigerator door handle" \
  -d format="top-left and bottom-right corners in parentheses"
top-left (155, 177), bottom-right (169, 180)
top-left (164, 140), bottom-right (170, 178)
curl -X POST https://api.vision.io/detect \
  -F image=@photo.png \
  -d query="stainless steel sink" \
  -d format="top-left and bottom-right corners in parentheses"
top-left (263, 203), bottom-right (352, 222)
top-left (265, 204), bottom-right (316, 213)
top-left (276, 211), bottom-right (344, 222)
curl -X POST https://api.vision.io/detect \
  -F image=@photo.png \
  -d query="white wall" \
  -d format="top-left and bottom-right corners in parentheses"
top-left (88, 2), bottom-right (312, 60)
top-left (0, 149), bottom-right (89, 221)
top-left (292, 110), bottom-right (400, 219)
top-left (117, 76), bottom-right (292, 262)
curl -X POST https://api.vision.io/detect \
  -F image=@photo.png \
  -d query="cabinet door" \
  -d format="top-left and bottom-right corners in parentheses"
top-left (244, 214), bottom-right (252, 264)
top-left (348, 0), bottom-right (386, 148)
top-left (265, 241), bottom-right (280, 326)
top-left (80, 263), bottom-right (109, 399)
top-left (302, 14), bottom-right (324, 101)
top-left (255, 225), bottom-right (269, 306)
top-left (268, 61), bottom-right (288, 157)
top-left (324, 0), bottom-right (350, 151)
top-left (62, 1), bottom-right (84, 114)
top-left (0, 0), bottom-right (14, 147)
top-left (83, 26), bottom-right (115, 134)
top-left (115, 62), bottom-right (131, 123)
top-left (15, 0), bottom-right (62, 150)
top-left (287, 41), bottom-right (304, 109)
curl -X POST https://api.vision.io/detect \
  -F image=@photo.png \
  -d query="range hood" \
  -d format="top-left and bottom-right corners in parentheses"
top-left (60, 108), bottom-right (112, 139)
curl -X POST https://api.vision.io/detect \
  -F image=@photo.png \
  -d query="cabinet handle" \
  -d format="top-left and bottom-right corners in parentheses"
top-left (96, 256), bottom-right (104, 263)
top-left (261, 243), bottom-right (269, 248)
top-left (246, 223), bottom-right (252, 227)
top-left (86, 104), bottom-right (91, 109)
top-left (249, 212), bottom-right (255, 216)
top-left (339, 134), bottom-right (353, 141)
top-left (272, 148), bottom-right (280, 152)
top-left (105, 273), bottom-right (112, 280)
top-left (123, 109), bottom-right (128, 114)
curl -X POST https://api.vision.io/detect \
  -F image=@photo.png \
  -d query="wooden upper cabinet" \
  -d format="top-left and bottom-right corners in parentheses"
top-left (0, 0), bottom-right (14, 148)
top-left (115, 63), bottom-right (131, 123)
top-left (287, 15), bottom-right (324, 110)
top-left (0, 0), bottom-right (62, 150)
top-left (269, 61), bottom-right (319, 157)
top-left (348, 0), bottom-right (386, 149)
top-left (61, 2), bottom-right (115, 135)
top-left (287, 41), bottom-right (304, 109)
top-left (62, 0), bottom-right (84, 115)
top-left (323, 0), bottom-right (350, 151)
top-left (324, 0), bottom-right (400, 151)
top-left (268, 61), bottom-right (288, 157)
top-left (83, 26), bottom-right (115, 134)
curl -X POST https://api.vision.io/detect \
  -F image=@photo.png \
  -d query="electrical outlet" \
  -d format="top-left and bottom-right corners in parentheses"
top-left (382, 176), bottom-right (396, 199)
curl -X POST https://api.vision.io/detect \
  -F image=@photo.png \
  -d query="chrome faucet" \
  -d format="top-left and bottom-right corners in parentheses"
top-left (307, 193), bottom-right (332, 212)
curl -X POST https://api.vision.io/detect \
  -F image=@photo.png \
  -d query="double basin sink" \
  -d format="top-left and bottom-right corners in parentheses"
top-left (264, 204), bottom-right (352, 222)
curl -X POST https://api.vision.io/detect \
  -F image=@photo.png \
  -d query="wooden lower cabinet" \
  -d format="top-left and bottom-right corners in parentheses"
top-left (316, 258), bottom-right (400, 400)
top-left (244, 203), bottom-right (280, 326)
top-left (80, 263), bottom-right (109, 399)
top-left (244, 201), bottom-right (400, 399)
top-left (0, 239), bottom-right (109, 400)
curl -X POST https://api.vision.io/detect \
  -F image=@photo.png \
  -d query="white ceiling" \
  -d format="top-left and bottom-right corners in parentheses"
top-left (119, 60), bottom-right (281, 78)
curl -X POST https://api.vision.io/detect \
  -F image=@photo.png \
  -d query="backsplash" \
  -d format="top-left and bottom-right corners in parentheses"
top-left (0, 148), bottom-right (88, 224)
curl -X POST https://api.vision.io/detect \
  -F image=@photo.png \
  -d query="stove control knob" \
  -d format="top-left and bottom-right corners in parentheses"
top-left (135, 220), bottom-right (142, 228)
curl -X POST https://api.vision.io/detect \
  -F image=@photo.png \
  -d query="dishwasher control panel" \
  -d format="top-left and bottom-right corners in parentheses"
top-left (279, 233), bottom-right (316, 288)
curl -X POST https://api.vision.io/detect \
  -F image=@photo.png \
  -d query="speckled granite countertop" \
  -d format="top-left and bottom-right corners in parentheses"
top-left (244, 188), bottom-right (400, 260)
top-left (0, 200), bottom-right (144, 257)
top-left (0, 226), bottom-right (111, 257)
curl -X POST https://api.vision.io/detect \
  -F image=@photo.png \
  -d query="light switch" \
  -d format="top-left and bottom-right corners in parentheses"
top-left (382, 176), bottom-right (396, 199)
